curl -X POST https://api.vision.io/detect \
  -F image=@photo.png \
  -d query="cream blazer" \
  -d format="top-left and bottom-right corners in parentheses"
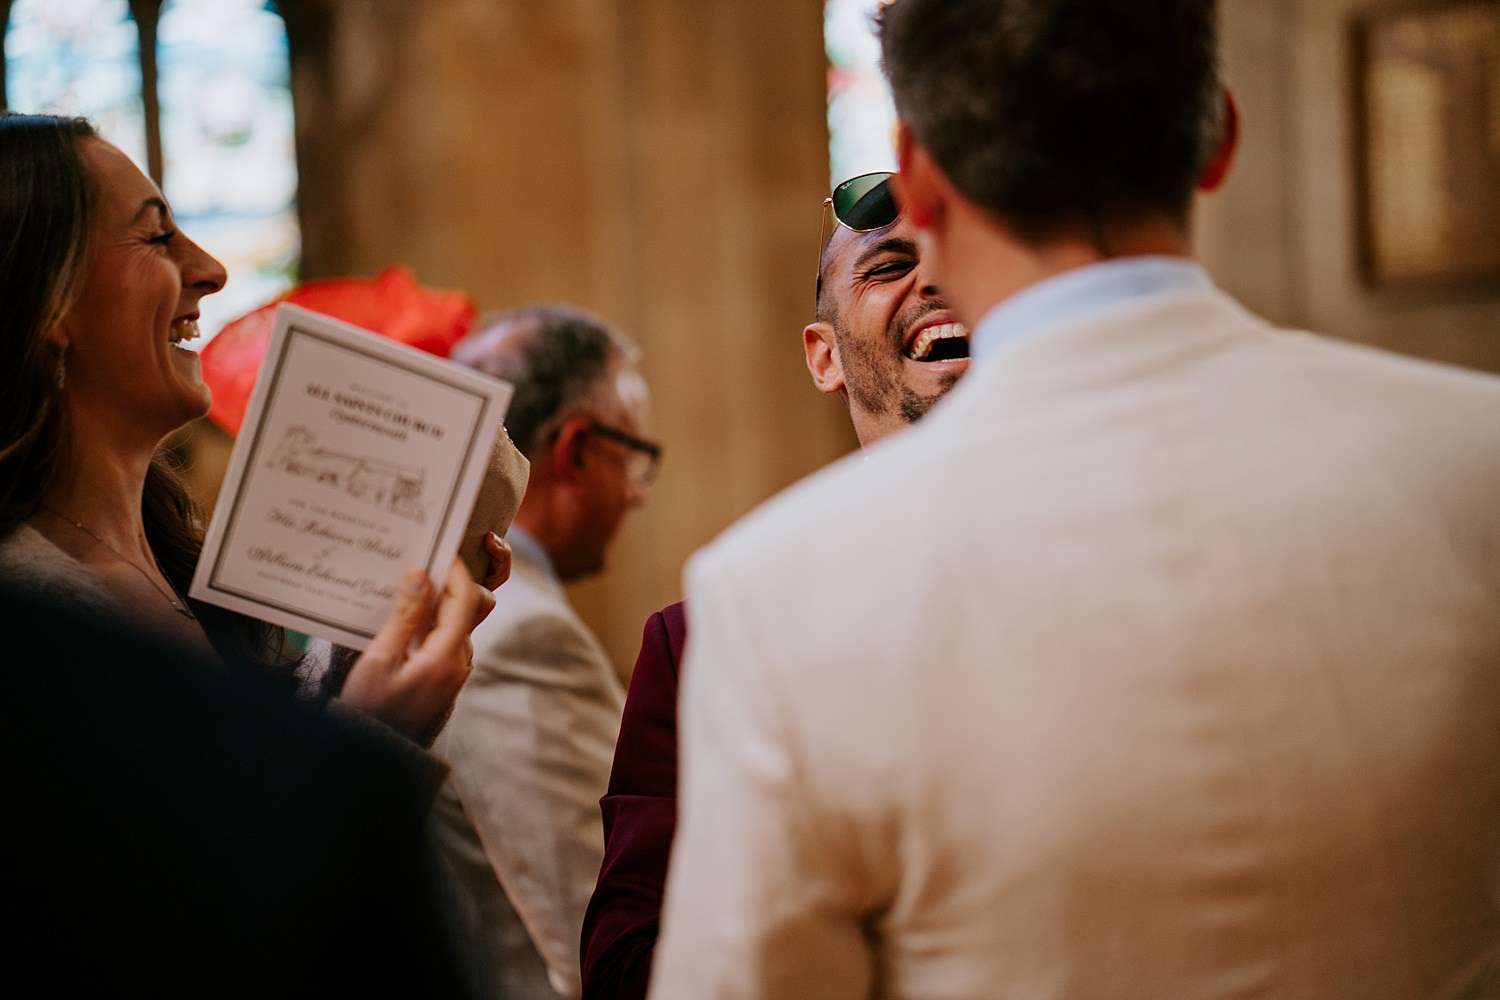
top-left (650, 286), bottom-right (1500, 999)
top-left (432, 541), bottom-right (626, 999)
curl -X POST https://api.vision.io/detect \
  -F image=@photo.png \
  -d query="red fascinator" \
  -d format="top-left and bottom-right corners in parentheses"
top-left (200, 266), bottom-right (475, 436)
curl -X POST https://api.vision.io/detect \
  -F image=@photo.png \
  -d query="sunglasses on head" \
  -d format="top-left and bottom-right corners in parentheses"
top-left (816, 171), bottom-right (900, 306)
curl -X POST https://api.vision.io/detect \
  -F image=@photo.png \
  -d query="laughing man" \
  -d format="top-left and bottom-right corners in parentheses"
top-left (578, 171), bottom-right (970, 1000)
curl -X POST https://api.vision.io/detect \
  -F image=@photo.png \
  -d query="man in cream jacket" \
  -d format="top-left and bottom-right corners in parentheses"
top-left (650, 2), bottom-right (1500, 997)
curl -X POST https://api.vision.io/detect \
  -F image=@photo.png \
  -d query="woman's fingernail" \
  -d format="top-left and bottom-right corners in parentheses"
top-left (401, 568), bottom-right (427, 594)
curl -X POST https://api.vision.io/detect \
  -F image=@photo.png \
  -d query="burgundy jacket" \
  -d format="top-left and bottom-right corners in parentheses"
top-left (579, 601), bottom-right (687, 1000)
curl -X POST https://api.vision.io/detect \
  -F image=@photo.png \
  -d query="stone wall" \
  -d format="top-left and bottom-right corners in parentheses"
top-left (278, 0), bottom-right (854, 667)
top-left (1198, 0), bottom-right (1500, 373)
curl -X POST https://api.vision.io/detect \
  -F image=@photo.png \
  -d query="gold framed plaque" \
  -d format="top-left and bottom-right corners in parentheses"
top-left (1351, 0), bottom-right (1500, 290)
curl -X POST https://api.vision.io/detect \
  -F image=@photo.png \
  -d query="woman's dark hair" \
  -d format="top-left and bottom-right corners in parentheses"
top-left (0, 113), bottom-right (294, 672)
top-left (0, 113), bottom-right (97, 535)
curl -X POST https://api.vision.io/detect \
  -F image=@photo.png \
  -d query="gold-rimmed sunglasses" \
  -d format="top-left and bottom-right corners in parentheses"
top-left (816, 171), bottom-right (900, 306)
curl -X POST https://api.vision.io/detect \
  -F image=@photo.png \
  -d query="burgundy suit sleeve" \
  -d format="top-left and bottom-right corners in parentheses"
top-left (580, 601), bottom-right (687, 1000)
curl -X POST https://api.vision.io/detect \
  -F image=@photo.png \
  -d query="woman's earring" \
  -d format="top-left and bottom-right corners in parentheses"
top-left (55, 344), bottom-right (67, 389)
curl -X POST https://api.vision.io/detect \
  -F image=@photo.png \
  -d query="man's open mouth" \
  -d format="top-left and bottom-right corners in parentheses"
top-left (906, 322), bottom-right (970, 362)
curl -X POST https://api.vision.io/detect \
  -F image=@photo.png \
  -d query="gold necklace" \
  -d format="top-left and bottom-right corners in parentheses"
top-left (41, 506), bottom-right (198, 620)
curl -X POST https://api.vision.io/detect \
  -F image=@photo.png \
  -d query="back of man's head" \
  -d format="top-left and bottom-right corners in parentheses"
top-left (452, 304), bottom-right (638, 460)
top-left (879, 0), bottom-right (1223, 243)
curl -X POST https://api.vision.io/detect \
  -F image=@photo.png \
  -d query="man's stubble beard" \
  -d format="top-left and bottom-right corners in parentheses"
top-left (832, 304), bottom-right (955, 427)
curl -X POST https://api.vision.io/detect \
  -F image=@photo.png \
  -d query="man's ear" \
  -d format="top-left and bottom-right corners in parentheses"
top-left (1197, 89), bottom-right (1240, 193)
top-left (892, 123), bottom-right (944, 232)
top-left (548, 417), bottom-right (590, 484)
top-left (803, 321), bottom-right (845, 396)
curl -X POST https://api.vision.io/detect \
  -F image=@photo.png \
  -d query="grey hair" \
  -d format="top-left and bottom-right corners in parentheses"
top-left (453, 304), bottom-right (639, 458)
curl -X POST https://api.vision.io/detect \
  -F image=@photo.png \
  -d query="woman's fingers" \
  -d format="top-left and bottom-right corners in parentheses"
top-left (336, 559), bottom-right (491, 745)
top-left (435, 554), bottom-right (494, 636)
top-left (403, 558), bottom-right (489, 674)
top-left (482, 531), bottom-right (512, 592)
top-left (337, 567), bottom-right (438, 738)
top-left (359, 567), bottom-right (434, 669)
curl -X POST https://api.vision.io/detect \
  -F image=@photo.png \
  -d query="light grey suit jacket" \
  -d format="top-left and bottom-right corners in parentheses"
top-left (432, 531), bottom-right (626, 1000)
top-left (651, 283), bottom-right (1500, 999)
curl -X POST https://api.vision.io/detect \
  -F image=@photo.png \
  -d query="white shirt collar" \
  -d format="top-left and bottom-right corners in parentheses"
top-left (505, 525), bottom-right (556, 581)
top-left (972, 256), bottom-right (1213, 362)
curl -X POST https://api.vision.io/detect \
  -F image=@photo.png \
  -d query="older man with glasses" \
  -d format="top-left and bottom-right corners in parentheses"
top-left (579, 171), bottom-right (970, 1000)
top-left (431, 304), bottom-right (661, 1000)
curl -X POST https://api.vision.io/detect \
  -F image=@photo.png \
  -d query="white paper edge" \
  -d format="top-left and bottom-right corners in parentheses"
top-left (189, 302), bottom-right (512, 650)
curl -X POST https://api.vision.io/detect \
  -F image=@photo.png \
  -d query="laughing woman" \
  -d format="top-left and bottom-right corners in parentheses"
top-left (0, 113), bottom-right (494, 744)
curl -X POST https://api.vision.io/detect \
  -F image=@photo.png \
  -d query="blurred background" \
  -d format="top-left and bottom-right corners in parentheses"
top-left (4, 0), bottom-right (1497, 667)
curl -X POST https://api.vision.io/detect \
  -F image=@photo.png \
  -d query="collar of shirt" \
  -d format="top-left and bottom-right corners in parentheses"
top-left (505, 525), bottom-right (556, 582)
top-left (971, 256), bottom-right (1213, 362)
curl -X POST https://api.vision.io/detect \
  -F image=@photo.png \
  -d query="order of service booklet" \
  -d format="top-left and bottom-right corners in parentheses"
top-left (190, 304), bottom-right (514, 650)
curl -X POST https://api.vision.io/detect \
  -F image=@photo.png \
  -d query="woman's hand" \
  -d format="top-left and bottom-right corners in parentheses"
top-left (339, 557), bottom-right (496, 745)
top-left (482, 530), bottom-right (512, 591)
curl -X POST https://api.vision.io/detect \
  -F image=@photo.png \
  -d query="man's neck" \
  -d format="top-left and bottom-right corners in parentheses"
top-left (511, 503), bottom-right (562, 571)
top-left (936, 202), bottom-right (1193, 330)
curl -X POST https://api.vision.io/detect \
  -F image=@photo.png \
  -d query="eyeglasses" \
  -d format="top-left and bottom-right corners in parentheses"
top-left (586, 419), bottom-right (663, 487)
top-left (816, 171), bottom-right (900, 306)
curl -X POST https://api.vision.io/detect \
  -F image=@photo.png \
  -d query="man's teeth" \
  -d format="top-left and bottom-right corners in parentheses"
top-left (907, 322), bottom-right (969, 361)
top-left (169, 319), bottom-right (201, 345)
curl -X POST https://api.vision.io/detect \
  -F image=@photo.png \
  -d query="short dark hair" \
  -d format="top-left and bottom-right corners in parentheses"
top-left (453, 304), bottom-right (637, 458)
top-left (879, 0), bottom-right (1223, 245)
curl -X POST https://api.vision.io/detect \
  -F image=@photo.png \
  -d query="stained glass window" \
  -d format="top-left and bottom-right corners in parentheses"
top-left (3, 0), bottom-right (298, 342)
top-left (157, 0), bottom-right (298, 339)
top-left (4, 0), bottom-right (148, 167)
top-left (825, 0), bottom-right (897, 189)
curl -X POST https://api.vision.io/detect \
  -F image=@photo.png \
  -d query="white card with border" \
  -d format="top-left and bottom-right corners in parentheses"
top-left (191, 303), bottom-right (512, 649)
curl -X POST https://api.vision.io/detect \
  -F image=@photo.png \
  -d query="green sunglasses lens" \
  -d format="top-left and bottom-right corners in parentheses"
top-left (831, 172), bottom-right (898, 231)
